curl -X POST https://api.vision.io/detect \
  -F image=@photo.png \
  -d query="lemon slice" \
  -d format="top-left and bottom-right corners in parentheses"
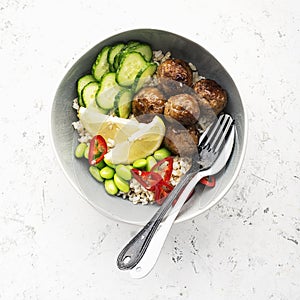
top-left (78, 106), bottom-right (109, 136)
top-left (105, 116), bottom-right (165, 164)
top-left (78, 103), bottom-right (140, 143)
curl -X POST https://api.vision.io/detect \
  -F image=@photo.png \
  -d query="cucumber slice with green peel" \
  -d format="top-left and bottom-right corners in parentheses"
top-left (108, 43), bottom-right (125, 71)
top-left (96, 72), bottom-right (121, 110)
top-left (127, 41), bottom-right (141, 48)
top-left (77, 74), bottom-right (96, 106)
top-left (120, 41), bottom-right (141, 54)
top-left (82, 81), bottom-right (99, 107)
top-left (116, 52), bottom-right (148, 87)
top-left (130, 43), bottom-right (152, 62)
top-left (113, 41), bottom-right (141, 71)
top-left (114, 89), bottom-right (132, 119)
top-left (114, 42), bottom-right (152, 70)
top-left (132, 63), bottom-right (157, 92)
top-left (92, 46), bottom-right (111, 81)
top-left (113, 51), bottom-right (122, 71)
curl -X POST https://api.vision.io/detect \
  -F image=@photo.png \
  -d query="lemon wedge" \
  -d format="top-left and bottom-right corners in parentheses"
top-left (78, 103), bottom-right (140, 143)
top-left (78, 106), bottom-right (109, 136)
top-left (105, 116), bottom-right (166, 164)
top-left (78, 102), bottom-right (166, 164)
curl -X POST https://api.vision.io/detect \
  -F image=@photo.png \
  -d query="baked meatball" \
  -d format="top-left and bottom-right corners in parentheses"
top-left (132, 87), bottom-right (166, 122)
top-left (163, 124), bottom-right (200, 156)
top-left (193, 79), bottom-right (227, 115)
top-left (157, 58), bottom-right (193, 95)
top-left (164, 93), bottom-right (200, 126)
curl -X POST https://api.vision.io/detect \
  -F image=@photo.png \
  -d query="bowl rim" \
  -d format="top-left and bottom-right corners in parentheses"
top-left (50, 28), bottom-right (248, 226)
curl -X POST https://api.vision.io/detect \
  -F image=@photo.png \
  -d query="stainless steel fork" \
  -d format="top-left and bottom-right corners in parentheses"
top-left (117, 113), bottom-right (235, 270)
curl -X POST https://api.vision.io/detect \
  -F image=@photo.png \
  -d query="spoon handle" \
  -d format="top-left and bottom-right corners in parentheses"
top-left (116, 169), bottom-right (198, 270)
top-left (130, 170), bottom-right (208, 278)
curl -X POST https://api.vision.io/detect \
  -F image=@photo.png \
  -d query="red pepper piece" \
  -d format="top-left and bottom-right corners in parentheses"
top-left (150, 157), bottom-right (173, 182)
top-left (88, 135), bottom-right (107, 165)
top-left (154, 180), bottom-right (174, 205)
top-left (131, 169), bottom-right (163, 191)
top-left (131, 157), bottom-right (174, 205)
top-left (200, 176), bottom-right (216, 188)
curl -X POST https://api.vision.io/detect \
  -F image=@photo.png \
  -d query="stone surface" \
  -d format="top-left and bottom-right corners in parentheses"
top-left (0, 0), bottom-right (299, 299)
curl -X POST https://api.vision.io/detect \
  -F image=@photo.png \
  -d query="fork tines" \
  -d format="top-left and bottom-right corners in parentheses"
top-left (199, 113), bottom-right (234, 154)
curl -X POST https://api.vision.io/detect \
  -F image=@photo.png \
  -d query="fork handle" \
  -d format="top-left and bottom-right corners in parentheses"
top-left (117, 168), bottom-right (199, 270)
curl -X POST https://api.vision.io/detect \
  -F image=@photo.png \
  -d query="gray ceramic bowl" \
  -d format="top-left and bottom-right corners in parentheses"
top-left (50, 28), bottom-right (247, 225)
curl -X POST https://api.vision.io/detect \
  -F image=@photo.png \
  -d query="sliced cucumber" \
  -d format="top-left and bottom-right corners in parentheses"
top-left (127, 41), bottom-right (141, 48)
top-left (77, 74), bottom-right (96, 106)
top-left (82, 81), bottom-right (99, 107)
top-left (92, 46), bottom-right (111, 81)
top-left (130, 43), bottom-right (152, 62)
top-left (116, 52), bottom-right (147, 87)
top-left (108, 43), bottom-right (125, 71)
top-left (123, 41), bottom-right (141, 54)
top-left (113, 41), bottom-right (140, 71)
top-left (114, 89), bottom-right (132, 119)
top-left (96, 72), bottom-right (121, 110)
top-left (113, 51), bottom-right (122, 71)
top-left (132, 63), bottom-right (157, 92)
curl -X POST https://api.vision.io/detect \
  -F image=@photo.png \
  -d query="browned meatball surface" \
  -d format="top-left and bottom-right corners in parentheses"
top-left (132, 87), bottom-right (166, 122)
top-left (163, 124), bottom-right (200, 156)
top-left (193, 79), bottom-right (227, 115)
top-left (164, 93), bottom-right (200, 126)
top-left (157, 59), bottom-right (193, 95)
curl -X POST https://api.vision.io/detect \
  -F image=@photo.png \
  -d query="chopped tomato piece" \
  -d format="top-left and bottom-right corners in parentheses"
top-left (88, 135), bottom-right (107, 165)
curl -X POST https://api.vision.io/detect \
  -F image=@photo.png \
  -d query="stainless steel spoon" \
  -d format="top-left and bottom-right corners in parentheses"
top-left (130, 121), bottom-right (235, 278)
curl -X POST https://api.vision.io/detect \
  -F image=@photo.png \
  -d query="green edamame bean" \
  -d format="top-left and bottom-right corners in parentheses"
top-left (146, 156), bottom-right (157, 171)
top-left (116, 164), bottom-right (132, 181)
top-left (104, 157), bottom-right (116, 169)
top-left (89, 166), bottom-right (104, 182)
top-left (75, 143), bottom-right (87, 158)
top-left (104, 179), bottom-right (118, 195)
top-left (133, 158), bottom-right (147, 169)
top-left (154, 148), bottom-right (171, 161)
top-left (95, 159), bottom-right (106, 170)
top-left (100, 166), bottom-right (115, 179)
top-left (84, 144), bottom-right (90, 159)
top-left (114, 174), bottom-right (130, 193)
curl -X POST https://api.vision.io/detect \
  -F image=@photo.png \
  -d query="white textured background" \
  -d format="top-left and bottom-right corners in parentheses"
top-left (0, 0), bottom-right (299, 299)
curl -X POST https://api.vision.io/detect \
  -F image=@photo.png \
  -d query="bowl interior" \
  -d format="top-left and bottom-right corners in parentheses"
top-left (51, 28), bottom-right (247, 225)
